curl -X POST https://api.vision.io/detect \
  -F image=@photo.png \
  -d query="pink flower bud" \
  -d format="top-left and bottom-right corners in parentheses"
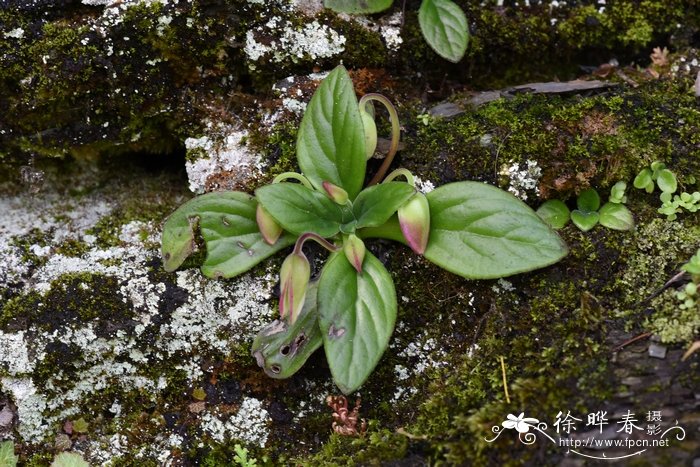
top-left (256, 204), bottom-right (283, 245)
top-left (398, 193), bottom-right (430, 255)
top-left (279, 252), bottom-right (310, 323)
top-left (322, 181), bottom-right (349, 205)
top-left (343, 234), bottom-right (366, 273)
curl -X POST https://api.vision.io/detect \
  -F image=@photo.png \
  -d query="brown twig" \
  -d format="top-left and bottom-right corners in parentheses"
top-left (611, 332), bottom-right (652, 353)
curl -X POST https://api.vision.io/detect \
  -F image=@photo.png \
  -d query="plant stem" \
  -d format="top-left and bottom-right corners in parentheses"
top-left (360, 93), bottom-right (401, 186)
top-left (293, 232), bottom-right (340, 256)
top-left (272, 172), bottom-right (313, 189)
top-left (382, 168), bottom-right (416, 187)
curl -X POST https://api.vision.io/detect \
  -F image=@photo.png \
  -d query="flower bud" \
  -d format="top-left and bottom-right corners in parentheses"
top-left (279, 252), bottom-right (310, 324)
top-left (398, 193), bottom-right (430, 255)
top-left (322, 181), bottom-right (349, 205)
top-left (343, 234), bottom-right (366, 273)
top-left (256, 204), bottom-right (283, 245)
top-left (361, 108), bottom-right (377, 160)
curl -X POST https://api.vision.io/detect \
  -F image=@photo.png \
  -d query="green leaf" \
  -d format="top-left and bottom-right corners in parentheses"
top-left (251, 282), bottom-right (323, 379)
top-left (418, 0), bottom-right (469, 63)
top-left (353, 182), bottom-right (416, 228)
top-left (318, 252), bottom-right (397, 394)
top-left (571, 210), bottom-right (600, 231)
top-left (536, 200), bottom-right (571, 229)
top-left (424, 182), bottom-right (568, 279)
top-left (324, 0), bottom-right (393, 13)
top-left (660, 191), bottom-right (673, 203)
top-left (656, 168), bottom-right (678, 193)
top-left (162, 192), bottom-right (294, 278)
top-left (576, 188), bottom-right (600, 212)
top-left (609, 181), bottom-right (627, 204)
top-left (256, 183), bottom-right (343, 237)
top-left (0, 441), bottom-right (18, 467)
top-left (51, 453), bottom-right (89, 467)
top-left (598, 202), bottom-right (634, 231)
top-left (633, 168), bottom-right (653, 190)
top-left (297, 66), bottom-right (367, 200)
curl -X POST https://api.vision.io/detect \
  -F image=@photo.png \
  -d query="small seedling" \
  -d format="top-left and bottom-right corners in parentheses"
top-left (633, 161), bottom-right (700, 220)
top-left (678, 249), bottom-right (700, 359)
top-left (537, 185), bottom-right (633, 232)
top-left (162, 66), bottom-right (567, 394)
top-left (633, 161), bottom-right (677, 194)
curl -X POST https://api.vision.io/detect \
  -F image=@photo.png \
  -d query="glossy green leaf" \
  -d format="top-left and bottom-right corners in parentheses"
top-left (571, 210), bottom-right (599, 231)
top-left (161, 192), bottom-right (294, 278)
top-left (0, 441), bottom-right (18, 467)
top-left (576, 188), bottom-right (600, 212)
top-left (657, 168), bottom-right (678, 193)
top-left (256, 183), bottom-right (343, 237)
top-left (251, 282), bottom-right (323, 379)
top-left (418, 0), bottom-right (469, 63)
top-left (599, 203), bottom-right (634, 231)
top-left (424, 182), bottom-right (568, 279)
top-left (51, 453), bottom-right (89, 467)
top-left (318, 252), bottom-right (397, 394)
top-left (353, 182), bottom-right (416, 228)
top-left (297, 66), bottom-right (367, 200)
top-left (324, 0), bottom-right (393, 14)
top-left (536, 200), bottom-right (571, 229)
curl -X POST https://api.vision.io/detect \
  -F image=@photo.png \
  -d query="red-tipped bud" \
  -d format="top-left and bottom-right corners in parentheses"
top-left (256, 204), bottom-right (283, 245)
top-left (398, 193), bottom-right (430, 255)
top-left (361, 108), bottom-right (378, 160)
top-left (322, 181), bottom-right (349, 205)
top-left (279, 251), bottom-right (310, 324)
top-left (343, 234), bottom-right (366, 273)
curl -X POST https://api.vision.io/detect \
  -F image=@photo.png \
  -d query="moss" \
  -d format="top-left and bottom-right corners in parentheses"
top-left (618, 217), bottom-right (700, 307)
top-left (0, 272), bottom-right (134, 345)
top-left (647, 289), bottom-right (700, 343)
top-left (304, 422), bottom-right (409, 466)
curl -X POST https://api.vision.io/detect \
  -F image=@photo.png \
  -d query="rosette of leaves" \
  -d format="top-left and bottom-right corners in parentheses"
top-left (161, 66), bottom-right (567, 394)
top-left (324, 0), bottom-right (469, 63)
top-left (537, 184), bottom-right (634, 232)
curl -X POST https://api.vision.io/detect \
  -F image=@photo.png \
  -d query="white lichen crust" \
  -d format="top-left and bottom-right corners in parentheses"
top-left (0, 166), bottom-right (275, 459)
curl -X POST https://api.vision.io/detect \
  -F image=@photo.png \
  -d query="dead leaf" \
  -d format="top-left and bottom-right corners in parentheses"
top-left (650, 47), bottom-right (669, 67)
top-left (188, 401), bottom-right (206, 414)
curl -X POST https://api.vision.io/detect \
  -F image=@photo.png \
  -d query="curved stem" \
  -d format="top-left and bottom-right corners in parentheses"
top-left (382, 168), bottom-right (416, 187)
top-left (272, 172), bottom-right (313, 189)
top-left (293, 232), bottom-right (341, 256)
top-left (360, 93), bottom-right (401, 186)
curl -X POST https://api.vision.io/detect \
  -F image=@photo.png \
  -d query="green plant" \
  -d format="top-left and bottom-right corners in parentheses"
top-left (50, 452), bottom-right (89, 467)
top-left (678, 249), bottom-right (700, 359)
top-left (161, 66), bottom-right (567, 394)
top-left (0, 441), bottom-right (19, 467)
top-left (324, 0), bottom-right (469, 63)
top-left (633, 161), bottom-right (700, 220)
top-left (233, 444), bottom-right (258, 467)
top-left (677, 248), bottom-right (700, 309)
top-left (537, 186), bottom-right (634, 232)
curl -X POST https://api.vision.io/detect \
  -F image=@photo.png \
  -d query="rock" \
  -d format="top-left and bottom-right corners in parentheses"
top-left (648, 342), bottom-right (668, 359)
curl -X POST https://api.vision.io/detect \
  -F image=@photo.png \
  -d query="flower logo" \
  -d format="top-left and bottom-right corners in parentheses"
top-left (502, 413), bottom-right (540, 433)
